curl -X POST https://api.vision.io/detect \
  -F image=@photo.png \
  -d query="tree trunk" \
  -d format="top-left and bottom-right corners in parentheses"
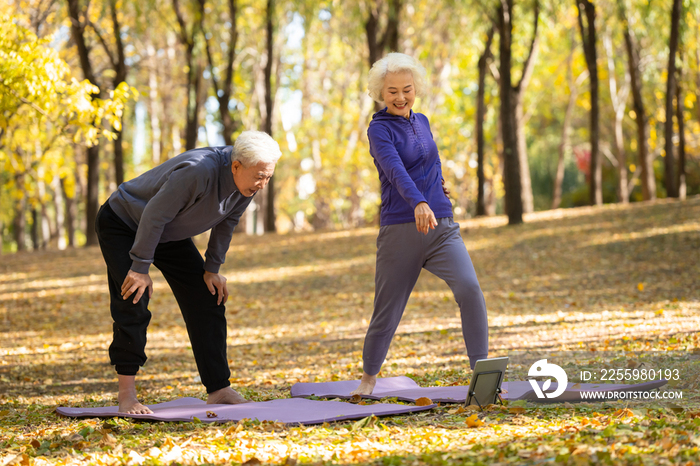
top-left (663, 0), bottom-right (681, 198)
top-left (510, 0), bottom-right (539, 214)
top-left (36, 168), bottom-right (53, 246)
top-left (147, 43), bottom-right (162, 165)
top-left (310, 140), bottom-right (331, 230)
top-left (263, 0), bottom-right (276, 233)
top-left (553, 38), bottom-right (581, 210)
top-left (476, 27), bottom-right (494, 217)
top-left (515, 101), bottom-right (534, 212)
top-left (488, 108), bottom-right (503, 217)
top-left (113, 129), bottom-right (124, 185)
top-left (498, 1), bottom-right (523, 225)
top-left (85, 145), bottom-right (100, 243)
top-left (618, 0), bottom-right (655, 200)
top-left (676, 68), bottom-right (686, 200)
top-left (695, 36), bottom-right (700, 125)
top-left (110, 0), bottom-right (127, 186)
top-left (173, 0), bottom-right (205, 151)
top-left (365, 0), bottom-right (402, 112)
top-left (53, 174), bottom-right (67, 250)
top-left (67, 0), bottom-right (101, 246)
top-left (31, 208), bottom-right (40, 250)
top-left (13, 196), bottom-right (26, 252)
top-left (576, 0), bottom-right (601, 206)
top-left (203, 0), bottom-right (239, 146)
top-left (61, 177), bottom-right (76, 248)
top-left (603, 33), bottom-right (629, 204)
top-left (185, 61), bottom-right (203, 150)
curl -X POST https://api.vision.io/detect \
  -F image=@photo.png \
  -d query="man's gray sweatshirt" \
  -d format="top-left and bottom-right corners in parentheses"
top-left (108, 146), bottom-right (253, 274)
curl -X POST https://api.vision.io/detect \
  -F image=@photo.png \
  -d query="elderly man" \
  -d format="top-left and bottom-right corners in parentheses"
top-left (95, 131), bottom-right (281, 414)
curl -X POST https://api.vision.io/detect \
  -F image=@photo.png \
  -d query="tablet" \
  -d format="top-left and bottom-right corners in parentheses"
top-left (465, 357), bottom-right (509, 408)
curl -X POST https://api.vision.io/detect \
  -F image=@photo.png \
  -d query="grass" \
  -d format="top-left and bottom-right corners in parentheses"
top-left (1, 196), bottom-right (699, 465)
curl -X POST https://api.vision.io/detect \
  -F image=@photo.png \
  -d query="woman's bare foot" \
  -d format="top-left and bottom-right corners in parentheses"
top-left (350, 372), bottom-right (377, 396)
top-left (207, 386), bottom-right (249, 404)
top-left (118, 375), bottom-right (153, 414)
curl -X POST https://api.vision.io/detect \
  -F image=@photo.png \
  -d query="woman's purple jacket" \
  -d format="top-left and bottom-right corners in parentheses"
top-left (368, 108), bottom-right (453, 226)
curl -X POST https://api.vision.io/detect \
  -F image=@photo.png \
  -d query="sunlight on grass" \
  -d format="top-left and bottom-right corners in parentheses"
top-left (1, 198), bottom-right (699, 465)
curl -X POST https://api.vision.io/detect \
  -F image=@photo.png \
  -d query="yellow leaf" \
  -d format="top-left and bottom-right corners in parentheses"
top-left (637, 283), bottom-right (644, 291)
top-left (614, 408), bottom-right (634, 419)
top-left (465, 413), bottom-right (484, 427)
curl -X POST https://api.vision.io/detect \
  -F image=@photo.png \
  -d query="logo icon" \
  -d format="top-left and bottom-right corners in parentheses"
top-left (528, 359), bottom-right (568, 399)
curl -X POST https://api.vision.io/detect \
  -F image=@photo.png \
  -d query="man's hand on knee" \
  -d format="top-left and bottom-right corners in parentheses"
top-left (121, 270), bottom-right (153, 304)
top-left (204, 271), bottom-right (229, 305)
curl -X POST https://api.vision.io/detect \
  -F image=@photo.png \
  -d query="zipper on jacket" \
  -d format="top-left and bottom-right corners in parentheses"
top-left (409, 117), bottom-right (427, 195)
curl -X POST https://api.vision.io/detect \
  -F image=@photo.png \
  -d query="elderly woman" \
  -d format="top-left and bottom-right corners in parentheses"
top-left (96, 131), bottom-right (281, 413)
top-left (352, 53), bottom-right (489, 395)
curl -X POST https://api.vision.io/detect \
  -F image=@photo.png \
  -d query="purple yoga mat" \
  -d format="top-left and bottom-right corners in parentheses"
top-left (290, 377), bottom-right (668, 403)
top-left (56, 397), bottom-right (436, 425)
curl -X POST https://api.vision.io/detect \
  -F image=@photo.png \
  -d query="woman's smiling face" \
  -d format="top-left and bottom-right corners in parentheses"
top-left (382, 71), bottom-right (415, 119)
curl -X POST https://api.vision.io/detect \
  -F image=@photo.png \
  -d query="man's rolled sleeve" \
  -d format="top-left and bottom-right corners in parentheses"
top-left (203, 203), bottom-right (245, 273)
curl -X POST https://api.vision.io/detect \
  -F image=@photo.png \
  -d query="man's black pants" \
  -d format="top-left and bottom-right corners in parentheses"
top-left (95, 202), bottom-right (231, 393)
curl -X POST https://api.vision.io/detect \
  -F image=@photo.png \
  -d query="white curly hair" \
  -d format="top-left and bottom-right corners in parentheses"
top-left (367, 52), bottom-right (427, 104)
top-left (232, 131), bottom-right (282, 166)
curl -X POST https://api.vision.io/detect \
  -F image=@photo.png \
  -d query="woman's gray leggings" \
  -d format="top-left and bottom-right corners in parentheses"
top-left (362, 217), bottom-right (489, 375)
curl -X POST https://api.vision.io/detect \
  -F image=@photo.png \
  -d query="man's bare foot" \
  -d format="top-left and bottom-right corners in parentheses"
top-left (207, 386), bottom-right (249, 405)
top-left (350, 372), bottom-right (377, 396)
top-left (118, 375), bottom-right (153, 414)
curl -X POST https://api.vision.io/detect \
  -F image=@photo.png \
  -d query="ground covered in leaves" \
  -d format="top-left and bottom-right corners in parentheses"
top-left (1, 197), bottom-right (700, 465)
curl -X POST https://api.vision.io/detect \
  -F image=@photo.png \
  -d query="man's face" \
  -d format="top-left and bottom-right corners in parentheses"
top-left (231, 160), bottom-right (275, 197)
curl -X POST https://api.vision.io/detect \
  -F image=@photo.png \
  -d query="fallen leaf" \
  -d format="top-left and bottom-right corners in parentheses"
top-left (415, 397), bottom-right (433, 406)
top-left (5, 454), bottom-right (29, 466)
top-left (65, 433), bottom-right (84, 442)
top-left (509, 406), bottom-right (526, 414)
top-left (243, 457), bottom-right (261, 465)
top-left (465, 414), bottom-right (484, 428)
top-left (614, 408), bottom-right (635, 419)
top-left (101, 433), bottom-right (117, 446)
top-left (351, 415), bottom-right (377, 431)
top-left (447, 405), bottom-right (467, 415)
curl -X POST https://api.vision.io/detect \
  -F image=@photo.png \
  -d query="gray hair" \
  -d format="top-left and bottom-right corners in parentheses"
top-left (232, 131), bottom-right (282, 166)
top-left (367, 52), bottom-right (428, 104)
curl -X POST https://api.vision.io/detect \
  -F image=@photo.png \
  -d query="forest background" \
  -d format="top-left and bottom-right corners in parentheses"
top-left (2, 1), bottom-right (700, 464)
top-left (0, 0), bottom-right (699, 251)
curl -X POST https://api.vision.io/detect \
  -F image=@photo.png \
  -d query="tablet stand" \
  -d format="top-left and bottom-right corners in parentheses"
top-left (465, 369), bottom-right (505, 411)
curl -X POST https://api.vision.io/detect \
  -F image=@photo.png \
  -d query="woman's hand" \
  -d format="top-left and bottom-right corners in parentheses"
top-left (442, 178), bottom-right (451, 198)
top-left (414, 202), bottom-right (437, 234)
